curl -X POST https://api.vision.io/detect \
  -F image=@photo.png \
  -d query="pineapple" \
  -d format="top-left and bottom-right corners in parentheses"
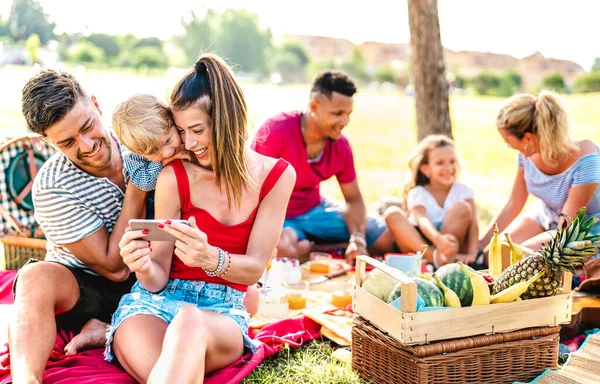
top-left (493, 207), bottom-right (600, 299)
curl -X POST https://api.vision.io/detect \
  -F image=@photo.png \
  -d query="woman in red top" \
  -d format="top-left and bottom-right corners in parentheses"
top-left (106, 54), bottom-right (296, 383)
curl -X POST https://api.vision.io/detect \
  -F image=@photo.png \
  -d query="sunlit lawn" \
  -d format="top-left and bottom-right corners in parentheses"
top-left (2, 65), bottom-right (600, 383)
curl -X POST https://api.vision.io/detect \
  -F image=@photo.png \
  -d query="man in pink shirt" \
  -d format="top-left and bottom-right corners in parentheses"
top-left (251, 71), bottom-right (392, 262)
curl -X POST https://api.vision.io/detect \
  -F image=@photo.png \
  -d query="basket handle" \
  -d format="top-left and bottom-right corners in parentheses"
top-left (0, 203), bottom-right (25, 236)
top-left (355, 255), bottom-right (418, 312)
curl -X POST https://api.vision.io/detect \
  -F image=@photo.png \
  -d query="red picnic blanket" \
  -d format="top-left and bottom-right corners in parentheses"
top-left (0, 271), bottom-right (321, 384)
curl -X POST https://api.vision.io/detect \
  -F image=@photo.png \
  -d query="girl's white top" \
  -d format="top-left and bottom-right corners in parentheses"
top-left (407, 182), bottom-right (474, 226)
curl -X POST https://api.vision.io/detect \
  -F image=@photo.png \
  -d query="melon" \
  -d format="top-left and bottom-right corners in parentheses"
top-left (361, 268), bottom-right (399, 301)
top-left (435, 263), bottom-right (474, 307)
top-left (387, 276), bottom-right (444, 307)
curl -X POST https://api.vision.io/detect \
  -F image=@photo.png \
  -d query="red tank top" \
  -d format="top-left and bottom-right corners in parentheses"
top-left (167, 158), bottom-right (289, 292)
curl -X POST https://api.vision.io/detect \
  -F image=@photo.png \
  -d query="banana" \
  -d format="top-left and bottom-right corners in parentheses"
top-left (488, 223), bottom-right (503, 277)
top-left (490, 271), bottom-right (545, 303)
top-left (504, 233), bottom-right (525, 265)
top-left (458, 262), bottom-right (490, 306)
top-left (433, 274), bottom-right (461, 308)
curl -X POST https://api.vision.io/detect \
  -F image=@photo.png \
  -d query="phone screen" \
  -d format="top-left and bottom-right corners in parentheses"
top-left (128, 219), bottom-right (189, 241)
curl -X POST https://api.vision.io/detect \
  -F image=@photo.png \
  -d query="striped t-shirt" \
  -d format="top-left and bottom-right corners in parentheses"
top-left (33, 137), bottom-right (126, 275)
top-left (519, 146), bottom-right (600, 231)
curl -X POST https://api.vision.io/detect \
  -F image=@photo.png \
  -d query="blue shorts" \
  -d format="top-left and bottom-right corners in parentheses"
top-left (104, 279), bottom-right (259, 362)
top-left (283, 198), bottom-right (387, 247)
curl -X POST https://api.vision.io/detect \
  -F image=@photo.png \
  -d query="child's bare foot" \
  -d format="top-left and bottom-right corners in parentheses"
top-left (64, 318), bottom-right (108, 355)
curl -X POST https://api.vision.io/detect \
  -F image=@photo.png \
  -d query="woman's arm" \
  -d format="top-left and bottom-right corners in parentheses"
top-left (479, 167), bottom-right (529, 248)
top-left (559, 182), bottom-right (599, 226)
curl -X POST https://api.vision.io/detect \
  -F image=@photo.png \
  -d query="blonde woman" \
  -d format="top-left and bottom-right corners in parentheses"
top-left (479, 91), bottom-right (600, 251)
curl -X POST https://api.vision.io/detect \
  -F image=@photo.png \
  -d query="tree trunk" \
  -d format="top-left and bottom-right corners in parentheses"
top-left (408, 0), bottom-right (452, 140)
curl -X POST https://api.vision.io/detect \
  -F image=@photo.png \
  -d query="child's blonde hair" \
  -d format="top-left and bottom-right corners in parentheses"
top-left (403, 134), bottom-right (457, 199)
top-left (496, 90), bottom-right (577, 166)
top-left (112, 94), bottom-right (173, 156)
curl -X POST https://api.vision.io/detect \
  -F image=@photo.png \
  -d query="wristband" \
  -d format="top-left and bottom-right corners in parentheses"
top-left (350, 232), bottom-right (367, 247)
top-left (203, 246), bottom-right (227, 277)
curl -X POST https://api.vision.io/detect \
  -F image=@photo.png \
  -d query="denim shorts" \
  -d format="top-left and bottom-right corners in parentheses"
top-left (283, 198), bottom-right (387, 247)
top-left (104, 279), bottom-right (259, 362)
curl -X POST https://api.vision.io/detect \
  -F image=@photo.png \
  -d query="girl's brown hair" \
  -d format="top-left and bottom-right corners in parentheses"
top-left (170, 53), bottom-right (251, 209)
top-left (496, 90), bottom-right (577, 166)
top-left (403, 135), bottom-right (456, 199)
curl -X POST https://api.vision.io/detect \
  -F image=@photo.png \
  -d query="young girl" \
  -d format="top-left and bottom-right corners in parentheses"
top-left (384, 135), bottom-right (479, 268)
top-left (106, 54), bottom-right (295, 383)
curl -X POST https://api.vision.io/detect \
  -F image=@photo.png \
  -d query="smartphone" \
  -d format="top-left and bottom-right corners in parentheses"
top-left (128, 219), bottom-right (189, 241)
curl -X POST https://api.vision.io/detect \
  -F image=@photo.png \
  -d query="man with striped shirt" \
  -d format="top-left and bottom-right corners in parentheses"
top-left (10, 70), bottom-right (146, 384)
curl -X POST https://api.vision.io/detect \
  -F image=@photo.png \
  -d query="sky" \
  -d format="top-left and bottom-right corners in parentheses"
top-left (1, 0), bottom-right (599, 70)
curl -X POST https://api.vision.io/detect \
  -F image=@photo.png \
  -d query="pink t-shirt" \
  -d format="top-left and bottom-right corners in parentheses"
top-left (251, 111), bottom-right (357, 218)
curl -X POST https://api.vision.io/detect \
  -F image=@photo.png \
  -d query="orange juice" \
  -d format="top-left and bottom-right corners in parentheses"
top-left (310, 261), bottom-right (330, 273)
top-left (331, 290), bottom-right (353, 308)
top-left (287, 293), bottom-right (307, 310)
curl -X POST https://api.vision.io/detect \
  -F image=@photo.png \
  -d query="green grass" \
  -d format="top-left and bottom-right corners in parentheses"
top-left (242, 340), bottom-right (367, 384)
top-left (2, 66), bottom-right (600, 381)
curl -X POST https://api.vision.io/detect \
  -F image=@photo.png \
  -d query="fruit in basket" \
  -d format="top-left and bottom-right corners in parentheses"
top-left (490, 271), bottom-right (544, 303)
top-left (433, 275), bottom-right (461, 308)
top-left (435, 263), bottom-right (474, 307)
top-left (458, 262), bottom-right (490, 305)
top-left (362, 268), bottom-right (400, 301)
top-left (387, 276), bottom-right (444, 307)
top-left (488, 223), bottom-right (503, 277)
top-left (492, 207), bottom-right (600, 299)
top-left (505, 233), bottom-right (526, 265)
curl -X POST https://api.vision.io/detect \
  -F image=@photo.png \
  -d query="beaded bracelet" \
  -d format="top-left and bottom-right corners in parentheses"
top-left (203, 246), bottom-right (227, 277)
top-left (219, 251), bottom-right (232, 277)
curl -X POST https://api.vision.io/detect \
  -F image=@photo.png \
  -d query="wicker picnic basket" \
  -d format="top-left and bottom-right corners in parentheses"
top-left (0, 136), bottom-right (55, 269)
top-left (352, 316), bottom-right (560, 384)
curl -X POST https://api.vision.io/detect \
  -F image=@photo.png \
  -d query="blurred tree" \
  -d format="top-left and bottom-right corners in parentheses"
top-left (592, 57), bottom-right (600, 72)
top-left (573, 72), bottom-right (600, 93)
top-left (374, 65), bottom-right (399, 84)
top-left (8, 0), bottom-right (55, 44)
top-left (540, 72), bottom-right (566, 93)
top-left (177, 9), bottom-right (216, 64)
top-left (132, 46), bottom-right (168, 70)
top-left (24, 33), bottom-right (40, 63)
top-left (340, 46), bottom-right (369, 83)
top-left (134, 37), bottom-right (163, 49)
top-left (453, 74), bottom-right (466, 89)
top-left (68, 41), bottom-right (105, 63)
top-left (472, 71), bottom-right (501, 95)
top-left (273, 42), bottom-right (310, 82)
top-left (408, 0), bottom-right (452, 140)
top-left (212, 9), bottom-right (272, 74)
top-left (308, 59), bottom-right (337, 79)
top-left (279, 42), bottom-right (309, 67)
top-left (0, 16), bottom-right (8, 37)
top-left (86, 33), bottom-right (120, 58)
top-left (274, 51), bottom-right (303, 83)
top-left (495, 69), bottom-right (522, 97)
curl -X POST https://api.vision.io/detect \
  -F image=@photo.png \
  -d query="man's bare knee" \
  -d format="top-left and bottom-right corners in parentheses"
top-left (14, 262), bottom-right (79, 309)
